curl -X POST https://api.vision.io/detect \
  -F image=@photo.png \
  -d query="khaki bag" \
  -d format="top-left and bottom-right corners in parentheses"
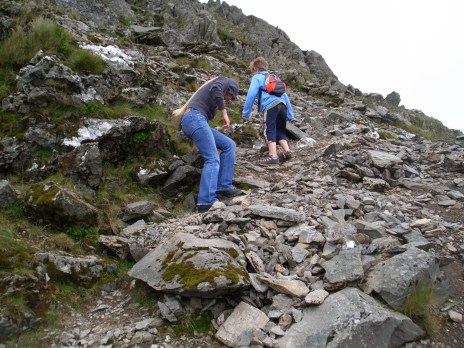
top-left (171, 106), bottom-right (185, 131)
top-left (170, 77), bottom-right (218, 131)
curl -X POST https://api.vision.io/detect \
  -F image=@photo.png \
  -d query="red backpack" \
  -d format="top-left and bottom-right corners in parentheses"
top-left (263, 73), bottom-right (286, 96)
top-left (258, 72), bottom-right (286, 110)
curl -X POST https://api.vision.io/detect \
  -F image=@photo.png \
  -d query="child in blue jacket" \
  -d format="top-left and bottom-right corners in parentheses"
top-left (242, 57), bottom-right (295, 166)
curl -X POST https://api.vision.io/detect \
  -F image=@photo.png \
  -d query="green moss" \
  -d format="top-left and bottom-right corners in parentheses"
top-left (129, 131), bottom-right (150, 145)
top-left (161, 242), bottom-right (185, 268)
top-left (225, 248), bottom-right (239, 258)
top-left (162, 259), bottom-right (246, 289)
top-left (29, 183), bottom-right (60, 206)
top-left (378, 131), bottom-right (396, 140)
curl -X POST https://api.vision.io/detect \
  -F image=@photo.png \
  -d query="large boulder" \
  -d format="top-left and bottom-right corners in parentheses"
top-left (361, 247), bottom-right (440, 309)
top-left (128, 233), bottom-right (250, 297)
top-left (279, 287), bottom-right (424, 348)
top-left (23, 182), bottom-right (111, 233)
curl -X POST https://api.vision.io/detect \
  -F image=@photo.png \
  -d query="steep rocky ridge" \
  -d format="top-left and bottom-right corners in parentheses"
top-left (1, 0), bottom-right (464, 347)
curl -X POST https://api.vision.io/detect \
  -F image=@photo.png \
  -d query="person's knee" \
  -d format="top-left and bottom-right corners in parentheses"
top-left (223, 138), bottom-right (236, 152)
top-left (203, 151), bottom-right (220, 164)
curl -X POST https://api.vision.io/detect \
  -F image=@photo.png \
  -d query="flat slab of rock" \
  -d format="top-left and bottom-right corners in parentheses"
top-left (215, 301), bottom-right (269, 347)
top-left (247, 205), bottom-right (305, 223)
top-left (256, 274), bottom-right (309, 297)
top-left (368, 150), bottom-right (403, 168)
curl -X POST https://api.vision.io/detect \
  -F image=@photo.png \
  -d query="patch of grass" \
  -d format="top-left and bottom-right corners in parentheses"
top-left (5, 329), bottom-right (44, 348)
top-left (0, 17), bottom-right (73, 68)
top-left (191, 57), bottom-right (215, 70)
top-left (2, 293), bottom-right (31, 321)
top-left (66, 48), bottom-right (106, 74)
top-left (50, 233), bottom-right (76, 251)
top-left (394, 111), bottom-right (454, 142)
top-left (131, 280), bottom-right (160, 311)
top-left (0, 66), bottom-right (17, 100)
top-left (173, 310), bottom-right (214, 336)
top-left (129, 131), bottom-right (150, 145)
top-left (136, 103), bottom-right (166, 122)
top-left (170, 134), bottom-right (195, 156)
top-left (51, 281), bottom-right (82, 308)
top-left (0, 205), bottom-right (36, 277)
top-left (399, 282), bottom-right (443, 336)
top-left (217, 27), bottom-right (251, 46)
top-left (65, 226), bottom-right (99, 241)
top-left (118, 16), bottom-right (131, 27)
top-left (292, 79), bottom-right (305, 91)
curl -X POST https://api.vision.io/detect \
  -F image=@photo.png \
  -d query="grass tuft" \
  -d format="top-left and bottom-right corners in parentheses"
top-left (66, 49), bottom-right (106, 74)
top-left (399, 282), bottom-right (443, 336)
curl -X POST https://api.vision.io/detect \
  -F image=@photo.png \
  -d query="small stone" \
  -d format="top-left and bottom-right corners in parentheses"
top-left (305, 289), bottom-right (329, 305)
top-left (448, 310), bottom-right (463, 322)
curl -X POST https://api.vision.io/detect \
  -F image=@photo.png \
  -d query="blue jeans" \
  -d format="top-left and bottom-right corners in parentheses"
top-left (181, 109), bottom-right (236, 206)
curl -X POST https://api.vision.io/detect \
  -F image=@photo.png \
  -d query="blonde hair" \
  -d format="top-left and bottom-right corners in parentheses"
top-left (250, 56), bottom-right (268, 71)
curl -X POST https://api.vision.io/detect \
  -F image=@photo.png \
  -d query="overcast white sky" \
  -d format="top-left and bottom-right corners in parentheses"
top-left (200, 0), bottom-right (464, 132)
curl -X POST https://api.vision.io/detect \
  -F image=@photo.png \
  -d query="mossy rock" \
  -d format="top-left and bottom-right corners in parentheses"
top-left (23, 182), bottom-right (110, 233)
top-left (128, 233), bottom-right (250, 298)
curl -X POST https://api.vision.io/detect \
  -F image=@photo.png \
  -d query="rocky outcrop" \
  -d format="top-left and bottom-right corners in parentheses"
top-left (23, 182), bottom-right (111, 233)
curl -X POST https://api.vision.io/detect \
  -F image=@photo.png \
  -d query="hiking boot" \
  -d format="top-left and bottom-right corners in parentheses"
top-left (216, 187), bottom-right (246, 198)
top-left (279, 151), bottom-right (294, 163)
top-left (197, 204), bottom-right (213, 213)
top-left (258, 155), bottom-right (279, 166)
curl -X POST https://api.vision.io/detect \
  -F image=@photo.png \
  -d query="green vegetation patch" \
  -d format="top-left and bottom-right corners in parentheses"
top-left (399, 282), bottom-right (442, 336)
top-left (378, 131), bottom-right (396, 140)
top-left (65, 226), bottom-right (99, 241)
top-left (162, 259), bottom-right (243, 289)
top-left (173, 310), bottom-right (214, 336)
top-left (27, 183), bottom-right (60, 207)
top-left (0, 15), bottom-right (74, 104)
top-left (392, 111), bottom-right (454, 142)
top-left (0, 17), bottom-right (73, 68)
top-left (66, 49), bottom-right (106, 74)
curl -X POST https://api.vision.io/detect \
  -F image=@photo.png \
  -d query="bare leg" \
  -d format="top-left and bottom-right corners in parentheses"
top-left (268, 142), bottom-right (278, 157)
top-left (278, 139), bottom-right (290, 152)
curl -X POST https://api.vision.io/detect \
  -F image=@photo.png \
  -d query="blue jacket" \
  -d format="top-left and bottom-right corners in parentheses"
top-left (242, 71), bottom-right (294, 121)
